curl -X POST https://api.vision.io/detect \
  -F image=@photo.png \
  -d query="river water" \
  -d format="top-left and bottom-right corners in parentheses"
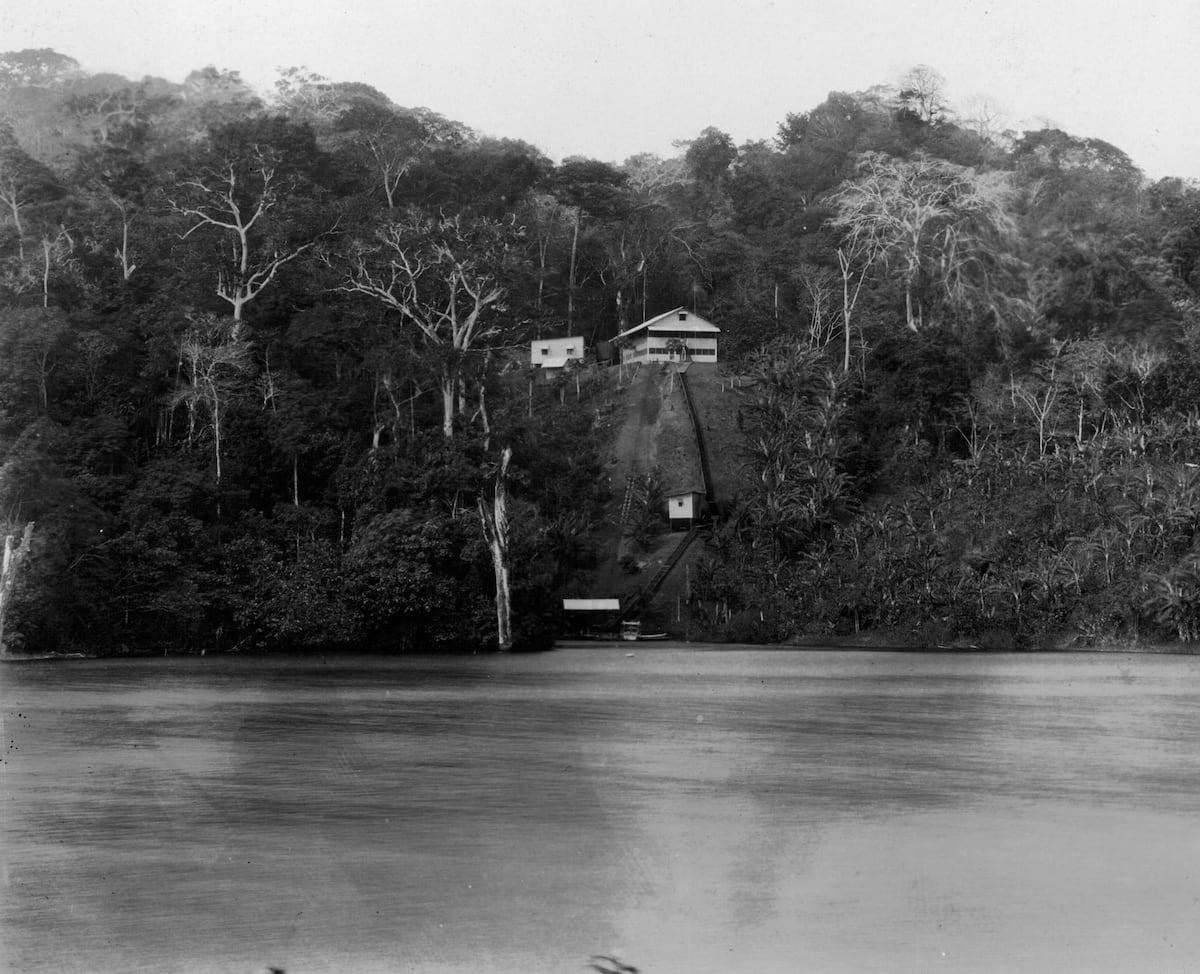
top-left (3, 647), bottom-right (1200, 974)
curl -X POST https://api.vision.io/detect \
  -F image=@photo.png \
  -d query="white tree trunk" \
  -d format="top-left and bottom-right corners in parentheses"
top-left (479, 447), bottom-right (513, 651)
top-left (41, 236), bottom-right (51, 308)
top-left (568, 208), bottom-right (580, 332)
top-left (0, 522), bottom-right (35, 654)
top-left (440, 372), bottom-right (456, 439)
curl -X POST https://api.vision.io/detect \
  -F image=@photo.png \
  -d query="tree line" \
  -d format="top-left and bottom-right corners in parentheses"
top-left (1, 52), bottom-right (1199, 653)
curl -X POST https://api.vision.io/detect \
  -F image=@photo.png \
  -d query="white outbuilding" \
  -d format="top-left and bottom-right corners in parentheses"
top-left (666, 489), bottom-right (706, 530)
top-left (531, 336), bottom-right (585, 369)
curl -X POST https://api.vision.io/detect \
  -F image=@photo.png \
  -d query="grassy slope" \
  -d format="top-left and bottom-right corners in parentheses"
top-left (575, 361), bottom-right (757, 632)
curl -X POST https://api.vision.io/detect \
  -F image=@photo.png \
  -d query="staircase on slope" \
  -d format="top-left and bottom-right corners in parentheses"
top-left (619, 474), bottom-right (637, 524)
top-left (621, 526), bottom-right (702, 621)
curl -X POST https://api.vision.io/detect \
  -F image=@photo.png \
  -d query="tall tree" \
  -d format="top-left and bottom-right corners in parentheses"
top-left (0, 520), bottom-right (34, 654)
top-left (776, 90), bottom-right (898, 203)
top-left (829, 152), bottom-right (1022, 332)
top-left (834, 223), bottom-right (883, 372)
top-left (684, 126), bottom-right (737, 186)
top-left (172, 66), bottom-right (263, 139)
top-left (553, 158), bottom-right (628, 331)
top-left (520, 191), bottom-right (566, 316)
top-left (61, 73), bottom-right (177, 149)
top-left (328, 102), bottom-right (439, 213)
top-left (410, 137), bottom-right (550, 217)
top-left (0, 122), bottom-right (64, 264)
top-left (0, 49), bottom-right (80, 89)
top-left (75, 144), bottom-right (154, 282)
top-left (478, 446), bottom-right (513, 650)
top-left (170, 313), bottom-right (252, 495)
top-left (337, 213), bottom-right (523, 438)
top-left (165, 117), bottom-right (333, 325)
top-left (897, 65), bottom-right (952, 126)
top-left (0, 308), bottom-right (71, 416)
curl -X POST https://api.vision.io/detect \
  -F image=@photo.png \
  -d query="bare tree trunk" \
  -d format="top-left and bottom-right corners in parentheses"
top-left (837, 247), bottom-right (864, 373)
top-left (842, 274), bottom-right (853, 373)
top-left (440, 371), bottom-right (456, 439)
top-left (212, 398), bottom-right (223, 484)
top-left (116, 206), bottom-right (137, 279)
top-left (6, 197), bottom-right (25, 259)
top-left (536, 236), bottom-right (547, 311)
top-left (642, 262), bottom-right (648, 324)
top-left (478, 447), bottom-right (513, 651)
top-left (905, 285), bottom-right (919, 332)
top-left (41, 236), bottom-right (51, 308)
top-left (478, 369), bottom-right (492, 453)
top-left (0, 522), bottom-right (35, 654)
top-left (567, 208), bottom-right (580, 333)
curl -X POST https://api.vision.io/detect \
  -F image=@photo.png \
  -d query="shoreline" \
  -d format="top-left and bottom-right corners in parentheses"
top-left (4, 633), bottom-right (1199, 661)
top-left (555, 636), bottom-right (1200, 655)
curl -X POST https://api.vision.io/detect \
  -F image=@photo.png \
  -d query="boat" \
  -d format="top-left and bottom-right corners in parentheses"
top-left (621, 621), bottom-right (668, 641)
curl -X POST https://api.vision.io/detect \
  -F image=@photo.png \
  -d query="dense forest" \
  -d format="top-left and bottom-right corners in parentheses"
top-left (1, 50), bottom-right (1200, 655)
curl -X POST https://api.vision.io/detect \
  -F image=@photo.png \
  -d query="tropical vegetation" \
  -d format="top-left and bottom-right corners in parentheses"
top-left (2, 52), bottom-right (1199, 654)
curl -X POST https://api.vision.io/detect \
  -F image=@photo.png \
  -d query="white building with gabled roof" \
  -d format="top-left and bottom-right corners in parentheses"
top-left (614, 308), bottom-right (720, 364)
top-left (531, 335), bottom-right (585, 369)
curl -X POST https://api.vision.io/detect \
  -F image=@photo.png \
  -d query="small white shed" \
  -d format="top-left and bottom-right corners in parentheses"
top-left (666, 490), bottom-right (706, 530)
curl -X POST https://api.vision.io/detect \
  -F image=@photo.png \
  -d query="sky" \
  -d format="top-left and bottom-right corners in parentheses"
top-left (4, 0), bottom-right (1199, 179)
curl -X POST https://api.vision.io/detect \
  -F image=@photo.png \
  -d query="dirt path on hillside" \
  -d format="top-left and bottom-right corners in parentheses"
top-left (612, 362), bottom-right (660, 481)
top-left (571, 362), bottom-right (755, 621)
top-left (589, 364), bottom-right (661, 595)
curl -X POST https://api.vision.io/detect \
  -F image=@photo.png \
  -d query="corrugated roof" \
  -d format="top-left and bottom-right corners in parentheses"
top-left (614, 307), bottom-right (721, 342)
top-left (563, 598), bottom-right (622, 611)
top-left (531, 336), bottom-right (585, 349)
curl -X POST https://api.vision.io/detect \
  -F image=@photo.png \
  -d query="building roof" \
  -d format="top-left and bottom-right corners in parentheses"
top-left (532, 335), bottom-right (585, 348)
top-left (614, 307), bottom-right (720, 342)
top-left (563, 598), bottom-right (621, 611)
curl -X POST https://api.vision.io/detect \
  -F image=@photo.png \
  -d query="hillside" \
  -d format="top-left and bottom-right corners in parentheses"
top-left (571, 360), bottom-right (756, 634)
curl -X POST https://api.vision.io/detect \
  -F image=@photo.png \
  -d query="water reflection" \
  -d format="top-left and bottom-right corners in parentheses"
top-left (4, 649), bottom-right (1200, 973)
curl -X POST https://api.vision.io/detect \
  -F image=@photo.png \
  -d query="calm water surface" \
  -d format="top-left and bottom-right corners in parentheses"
top-left (4, 648), bottom-right (1200, 974)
